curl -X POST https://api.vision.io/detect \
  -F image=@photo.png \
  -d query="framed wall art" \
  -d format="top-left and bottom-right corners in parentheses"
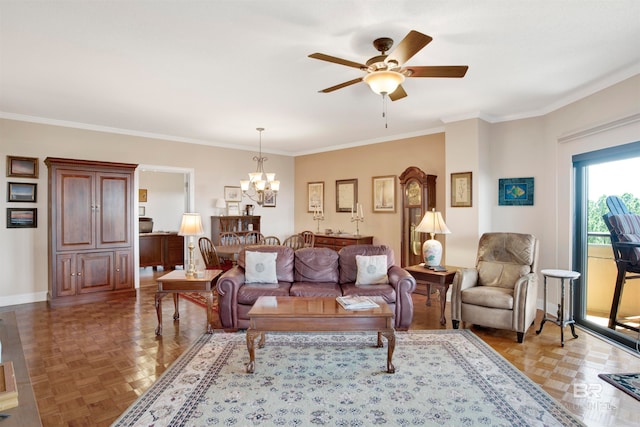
top-left (224, 186), bottom-right (242, 202)
top-left (226, 202), bottom-right (240, 216)
top-left (372, 175), bottom-right (396, 213)
top-left (138, 189), bottom-right (148, 203)
top-left (7, 208), bottom-right (37, 228)
top-left (263, 190), bottom-right (276, 207)
top-left (307, 181), bottom-right (324, 212)
top-left (498, 177), bottom-right (534, 206)
top-left (138, 206), bottom-right (146, 216)
top-left (451, 172), bottom-right (472, 207)
top-left (7, 182), bottom-right (37, 202)
top-left (335, 179), bottom-right (357, 213)
top-left (6, 156), bottom-right (38, 178)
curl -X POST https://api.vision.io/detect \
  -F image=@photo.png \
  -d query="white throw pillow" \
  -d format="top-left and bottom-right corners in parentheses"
top-left (355, 254), bottom-right (389, 285)
top-left (245, 251), bottom-right (278, 284)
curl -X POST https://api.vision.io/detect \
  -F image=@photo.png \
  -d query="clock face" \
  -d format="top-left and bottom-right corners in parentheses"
top-left (406, 181), bottom-right (421, 206)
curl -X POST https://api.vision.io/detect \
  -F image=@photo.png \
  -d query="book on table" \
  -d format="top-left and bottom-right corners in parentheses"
top-left (336, 295), bottom-right (379, 310)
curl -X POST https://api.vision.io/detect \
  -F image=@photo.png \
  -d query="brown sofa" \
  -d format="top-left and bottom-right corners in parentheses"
top-left (216, 244), bottom-right (417, 330)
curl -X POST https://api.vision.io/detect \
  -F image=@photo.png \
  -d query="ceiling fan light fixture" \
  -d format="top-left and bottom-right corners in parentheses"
top-left (363, 70), bottom-right (405, 95)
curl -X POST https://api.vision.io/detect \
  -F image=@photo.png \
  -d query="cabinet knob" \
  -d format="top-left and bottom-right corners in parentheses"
top-left (77, 272), bottom-right (82, 276)
top-left (116, 268), bottom-right (120, 272)
top-left (70, 273), bottom-right (75, 276)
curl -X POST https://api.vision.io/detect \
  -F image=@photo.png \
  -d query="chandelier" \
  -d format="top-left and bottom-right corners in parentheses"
top-left (240, 127), bottom-right (280, 205)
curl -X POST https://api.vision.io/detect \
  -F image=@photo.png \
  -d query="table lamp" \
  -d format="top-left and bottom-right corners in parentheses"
top-left (178, 213), bottom-right (204, 277)
top-left (415, 209), bottom-right (451, 269)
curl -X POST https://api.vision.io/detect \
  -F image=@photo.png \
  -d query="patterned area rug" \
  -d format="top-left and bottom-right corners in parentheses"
top-left (112, 330), bottom-right (583, 426)
top-left (598, 373), bottom-right (640, 401)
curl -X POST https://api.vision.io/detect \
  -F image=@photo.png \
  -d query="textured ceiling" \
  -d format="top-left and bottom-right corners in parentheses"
top-left (1, 0), bottom-right (639, 155)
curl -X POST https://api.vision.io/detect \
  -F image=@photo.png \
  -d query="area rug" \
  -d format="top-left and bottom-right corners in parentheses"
top-left (112, 330), bottom-right (583, 426)
top-left (598, 372), bottom-right (640, 401)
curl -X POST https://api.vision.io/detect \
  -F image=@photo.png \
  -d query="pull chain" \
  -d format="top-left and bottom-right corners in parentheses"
top-left (382, 93), bottom-right (388, 128)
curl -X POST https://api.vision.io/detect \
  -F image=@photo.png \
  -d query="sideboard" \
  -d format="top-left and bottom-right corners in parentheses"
top-left (139, 232), bottom-right (184, 270)
top-left (314, 234), bottom-right (373, 251)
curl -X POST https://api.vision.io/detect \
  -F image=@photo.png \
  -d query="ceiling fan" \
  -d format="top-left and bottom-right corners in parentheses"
top-left (309, 30), bottom-right (468, 101)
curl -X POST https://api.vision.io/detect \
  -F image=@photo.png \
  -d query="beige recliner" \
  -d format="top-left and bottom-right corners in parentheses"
top-left (451, 232), bottom-right (539, 343)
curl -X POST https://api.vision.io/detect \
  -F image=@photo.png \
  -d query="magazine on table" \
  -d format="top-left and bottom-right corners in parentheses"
top-left (336, 295), bottom-right (379, 310)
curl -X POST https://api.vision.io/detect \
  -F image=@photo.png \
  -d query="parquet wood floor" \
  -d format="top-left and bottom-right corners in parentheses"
top-left (3, 268), bottom-right (639, 426)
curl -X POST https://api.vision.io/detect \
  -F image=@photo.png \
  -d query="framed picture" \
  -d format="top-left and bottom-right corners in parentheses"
top-left (6, 156), bottom-right (38, 178)
top-left (7, 182), bottom-right (37, 202)
top-left (263, 190), bottom-right (276, 207)
top-left (336, 179), bottom-right (357, 213)
top-left (308, 181), bottom-right (324, 212)
top-left (499, 177), bottom-right (534, 206)
top-left (138, 206), bottom-right (146, 216)
top-left (227, 202), bottom-right (240, 216)
top-left (7, 208), bottom-right (37, 228)
top-left (139, 189), bottom-right (148, 203)
top-left (372, 175), bottom-right (396, 213)
top-left (224, 186), bottom-right (242, 202)
top-left (451, 172), bottom-right (472, 207)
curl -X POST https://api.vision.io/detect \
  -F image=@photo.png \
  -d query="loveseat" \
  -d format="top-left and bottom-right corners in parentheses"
top-left (216, 244), bottom-right (417, 330)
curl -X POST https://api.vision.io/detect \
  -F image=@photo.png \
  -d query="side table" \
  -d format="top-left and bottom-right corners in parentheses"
top-left (404, 264), bottom-right (457, 325)
top-left (155, 269), bottom-right (222, 336)
top-left (535, 269), bottom-right (581, 346)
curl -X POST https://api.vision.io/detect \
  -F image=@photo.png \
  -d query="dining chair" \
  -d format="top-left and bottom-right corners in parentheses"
top-left (282, 234), bottom-right (305, 250)
top-left (261, 235), bottom-right (281, 245)
top-left (244, 231), bottom-right (264, 245)
top-left (299, 230), bottom-right (315, 247)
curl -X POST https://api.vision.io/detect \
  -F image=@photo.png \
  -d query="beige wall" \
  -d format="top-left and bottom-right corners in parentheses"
top-left (0, 119), bottom-right (295, 304)
top-left (294, 133), bottom-right (447, 263)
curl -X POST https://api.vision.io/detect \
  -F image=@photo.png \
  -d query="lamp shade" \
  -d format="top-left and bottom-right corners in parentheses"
top-left (363, 70), bottom-right (405, 95)
top-left (415, 210), bottom-right (451, 268)
top-left (415, 210), bottom-right (451, 235)
top-left (178, 213), bottom-right (204, 236)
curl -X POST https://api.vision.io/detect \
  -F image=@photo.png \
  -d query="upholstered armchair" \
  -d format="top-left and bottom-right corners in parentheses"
top-left (451, 232), bottom-right (539, 343)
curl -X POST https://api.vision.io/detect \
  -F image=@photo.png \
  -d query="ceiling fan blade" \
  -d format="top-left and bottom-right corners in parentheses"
top-left (386, 30), bottom-right (432, 65)
top-left (389, 85), bottom-right (407, 101)
top-left (318, 77), bottom-right (363, 93)
top-left (406, 65), bottom-right (469, 78)
top-left (308, 53), bottom-right (367, 69)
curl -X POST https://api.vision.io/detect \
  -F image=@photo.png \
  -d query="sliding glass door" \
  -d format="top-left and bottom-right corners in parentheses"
top-left (573, 142), bottom-right (640, 351)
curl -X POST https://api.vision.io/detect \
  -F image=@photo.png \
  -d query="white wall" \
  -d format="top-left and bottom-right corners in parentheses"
top-left (0, 119), bottom-right (295, 305)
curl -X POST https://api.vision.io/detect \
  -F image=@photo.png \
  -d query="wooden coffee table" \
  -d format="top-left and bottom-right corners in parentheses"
top-left (154, 269), bottom-right (222, 336)
top-left (245, 296), bottom-right (396, 374)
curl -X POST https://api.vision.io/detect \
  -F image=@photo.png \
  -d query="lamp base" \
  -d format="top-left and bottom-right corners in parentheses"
top-left (422, 238), bottom-right (443, 268)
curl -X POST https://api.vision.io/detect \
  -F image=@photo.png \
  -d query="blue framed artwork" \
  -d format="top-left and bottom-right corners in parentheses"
top-left (498, 177), bottom-right (534, 206)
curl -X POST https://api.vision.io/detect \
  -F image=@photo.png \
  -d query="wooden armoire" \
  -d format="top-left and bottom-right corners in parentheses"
top-left (45, 157), bottom-right (137, 306)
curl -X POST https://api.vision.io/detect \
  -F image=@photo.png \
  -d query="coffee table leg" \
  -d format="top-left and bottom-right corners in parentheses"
top-left (246, 329), bottom-right (261, 373)
top-left (381, 329), bottom-right (396, 373)
top-left (377, 332), bottom-right (383, 347)
top-left (173, 294), bottom-right (180, 320)
top-left (155, 292), bottom-right (163, 336)
top-left (206, 291), bottom-right (214, 334)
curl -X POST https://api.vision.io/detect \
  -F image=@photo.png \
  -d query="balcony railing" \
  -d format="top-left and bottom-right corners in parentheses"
top-left (586, 232), bottom-right (638, 318)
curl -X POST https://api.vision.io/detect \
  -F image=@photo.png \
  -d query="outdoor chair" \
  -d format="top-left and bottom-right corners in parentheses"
top-left (602, 195), bottom-right (640, 333)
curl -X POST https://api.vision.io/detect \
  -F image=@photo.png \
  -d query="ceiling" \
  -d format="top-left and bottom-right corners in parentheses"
top-left (1, 1), bottom-right (639, 156)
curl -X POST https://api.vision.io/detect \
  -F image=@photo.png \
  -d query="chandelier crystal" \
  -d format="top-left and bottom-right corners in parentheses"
top-left (240, 127), bottom-right (279, 205)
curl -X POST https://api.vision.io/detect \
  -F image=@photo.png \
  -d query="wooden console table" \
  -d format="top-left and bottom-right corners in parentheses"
top-left (314, 234), bottom-right (373, 251)
top-left (0, 311), bottom-right (43, 426)
top-left (155, 269), bottom-right (222, 335)
top-left (404, 264), bottom-right (458, 325)
top-left (140, 232), bottom-right (184, 270)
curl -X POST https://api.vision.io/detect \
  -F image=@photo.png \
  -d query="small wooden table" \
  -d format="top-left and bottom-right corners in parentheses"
top-left (536, 269), bottom-right (581, 346)
top-left (246, 296), bottom-right (396, 374)
top-left (404, 264), bottom-right (458, 325)
top-left (154, 269), bottom-right (222, 336)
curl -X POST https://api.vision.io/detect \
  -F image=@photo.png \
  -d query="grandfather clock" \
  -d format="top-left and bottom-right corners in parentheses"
top-left (399, 166), bottom-right (436, 267)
